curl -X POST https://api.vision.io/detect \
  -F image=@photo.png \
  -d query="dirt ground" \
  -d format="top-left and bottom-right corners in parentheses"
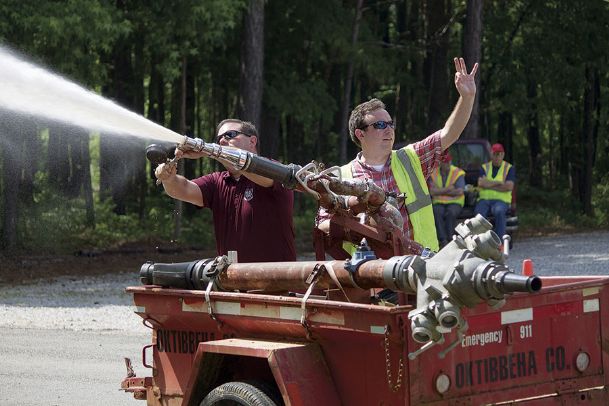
top-left (0, 246), bottom-right (215, 286)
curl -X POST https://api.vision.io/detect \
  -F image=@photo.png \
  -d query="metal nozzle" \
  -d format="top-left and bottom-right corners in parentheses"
top-left (455, 214), bottom-right (493, 238)
top-left (434, 299), bottom-right (461, 329)
top-left (410, 312), bottom-right (441, 344)
top-left (472, 230), bottom-right (503, 261)
top-left (145, 143), bottom-right (175, 165)
top-left (178, 136), bottom-right (251, 171)
top-left (179, 136), bottom-right (205, 152)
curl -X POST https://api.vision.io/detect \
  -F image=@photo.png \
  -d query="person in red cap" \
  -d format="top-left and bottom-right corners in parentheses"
top-left (475, 143), bottom-right (515, 238)
top-left (428, 152), bottom-right (466, 247)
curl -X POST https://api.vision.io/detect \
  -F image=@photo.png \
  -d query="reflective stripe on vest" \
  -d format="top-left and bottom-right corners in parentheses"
top-left (339, 164), bottom-right (359, 256)
top-left (431, 165), bottom-right (465, 206)
top-left (479, 161), bottom-right (512, 204)
top-left (391, 147), bottom-right (439, 251)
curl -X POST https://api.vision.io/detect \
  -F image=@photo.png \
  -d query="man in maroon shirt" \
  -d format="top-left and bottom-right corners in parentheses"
top-left (155, 119), bottom-right (296, 262)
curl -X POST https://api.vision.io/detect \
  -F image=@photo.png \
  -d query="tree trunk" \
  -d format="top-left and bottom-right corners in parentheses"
top-left (461, 0), bottom-right (483, 139)
top-left (497, 111), bottom-right (514, 161)
top-left (581, 65), bottom-right (600, 216)
top-left (261, 107), bottom-right (280, 158)
top-left (566, 90), bottom-right (582, 204)
top-left (80, 132), bottom-right (95, 228)
top-left (148, 54), bottom-right (166, 126)
top-left (339, 0), bottom-right (364, 163)
top-left (558, 113), bottom-right (568, 180)
top-left (47, 126), bottom-right (71, 194)
top-left (397, 1), bottom-right (423, 139)
top-left (424, 0), bottom-right (451, 132)
top-left (20, 123), bottom-right (40, 205)
top-left (238, 0), bottom-right (265, 128)
top-left (1, 123), bottom-right (24, 249)
top-left (173, 56), bottom-right (188, 241)
top-left (98, 0), bottom-right (146, 216)
top-left (526, 77), bottom-right (542, 187)
top-left (148, 53), bottom-right (166, 187)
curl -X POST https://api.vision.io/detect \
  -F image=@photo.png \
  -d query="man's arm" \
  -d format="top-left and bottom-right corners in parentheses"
top-left (493, 180), bottom-right (514, 192)
top-left (155, 162), bottom-right (204, 206)
top-left (478, 177), bottom-right (514, 191)
top-left (478, 177), bottom-right (495, 189)
top-left (440, 57), bottom-right (479, 151)
top-left (429, 183), bottom-right (448, 196)
top-left (240, 172), bottom-right (274, 188)
top-left (478, 166), bottom-right (515, 191)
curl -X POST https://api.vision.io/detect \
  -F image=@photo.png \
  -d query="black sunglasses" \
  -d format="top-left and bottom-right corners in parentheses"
top-left (360, 120), bottom-right (395, 130)
top-left (216, 130), bottom-right (254, 143)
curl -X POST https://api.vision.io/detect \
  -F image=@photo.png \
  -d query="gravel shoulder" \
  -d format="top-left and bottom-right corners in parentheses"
top-left (505, 230), bottom-right (609, 276)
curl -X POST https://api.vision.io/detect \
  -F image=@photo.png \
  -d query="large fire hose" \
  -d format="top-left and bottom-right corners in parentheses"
top-left (139, 214), bottom-right (541, 359)
top-left (146, 136), bottom-right (404, 236)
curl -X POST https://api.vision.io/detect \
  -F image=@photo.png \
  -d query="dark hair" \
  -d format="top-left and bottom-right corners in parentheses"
top-left (215, 119), bottom-right (259, 151)
top-left (348, 98), bottom-right (386, 147)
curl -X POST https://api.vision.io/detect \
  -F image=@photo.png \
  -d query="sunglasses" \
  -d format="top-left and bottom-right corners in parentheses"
top-left (216, 130), bottom-right (254, 143)
top-left (360, 120), bottom-right (395, 130)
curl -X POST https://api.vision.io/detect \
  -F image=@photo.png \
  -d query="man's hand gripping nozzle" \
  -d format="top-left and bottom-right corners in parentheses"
top-left (147, 136), bottom-right (252, 185)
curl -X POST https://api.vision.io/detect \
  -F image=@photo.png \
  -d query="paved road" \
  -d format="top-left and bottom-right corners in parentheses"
top-left (0, 329), bottom-right (148, 406)
top-left (0, 231), bottom-right (607, 405)
top-left (505, 230), bottom-right (609, 276)
top-left (0, 272), bottom-right (148, 406)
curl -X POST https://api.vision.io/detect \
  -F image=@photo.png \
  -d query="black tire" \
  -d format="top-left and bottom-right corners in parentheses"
top-left (200, 381), bottom-right (279, 406)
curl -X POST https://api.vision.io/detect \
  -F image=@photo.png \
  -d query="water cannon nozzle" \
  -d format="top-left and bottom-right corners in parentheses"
top-left (145, 143), bottom-right (175, 165)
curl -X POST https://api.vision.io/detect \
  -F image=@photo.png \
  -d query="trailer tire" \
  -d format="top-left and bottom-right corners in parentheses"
top-left (200, 381), bottom-right (278, 406)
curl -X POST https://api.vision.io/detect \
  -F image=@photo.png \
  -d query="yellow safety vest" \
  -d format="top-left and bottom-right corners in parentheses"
top-left (431, 165), bottom-right (465, 206)
top-left (340, 146), bottom-right (439, 255)
top-left (479, 161), bottom-right (512, 204)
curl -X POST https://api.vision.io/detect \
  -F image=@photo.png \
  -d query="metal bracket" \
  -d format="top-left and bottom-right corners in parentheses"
top-left (408, 336), bottom-right (445, 360)
top-left (204, 255), bottom-right (230, 326)
top-left (438, 320), bottom-right (469, 359)
top-left (344, 239), bottom-right (376, 274)
top-left (301, 264), bottom-right (327, 339)
top-left (142, 344), bottom-right (155, 369)
top-left (124, 357), bottom-right (136, 378)
top-left (295, 162), bottom-right (321, 199)
top-left (318, 165), bottom-right (342, 180)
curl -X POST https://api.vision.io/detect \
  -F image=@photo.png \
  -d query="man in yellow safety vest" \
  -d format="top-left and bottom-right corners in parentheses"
top-left (317, 57), bottom-right (478, 255)
top-left (475, 143), bottom-right (515, 238)
top-left (429, 152), bottom-right (465, 248)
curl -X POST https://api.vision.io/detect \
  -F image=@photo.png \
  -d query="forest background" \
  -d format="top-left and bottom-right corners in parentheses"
top-left (1, 0), bottom-right (608, 256)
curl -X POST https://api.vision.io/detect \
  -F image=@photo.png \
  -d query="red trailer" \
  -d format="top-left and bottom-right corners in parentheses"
top-left (122, 144), bottom-right (607, 404)
top-left (121, 262), bottom-right (609, 405)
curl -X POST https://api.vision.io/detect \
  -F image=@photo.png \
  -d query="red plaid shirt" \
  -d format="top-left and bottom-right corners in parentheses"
top-left (319, 131), bottom-right (442, 241)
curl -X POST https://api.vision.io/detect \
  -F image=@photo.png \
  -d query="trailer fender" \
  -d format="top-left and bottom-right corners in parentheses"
top-left (182, 338), bottom-right (341, 406)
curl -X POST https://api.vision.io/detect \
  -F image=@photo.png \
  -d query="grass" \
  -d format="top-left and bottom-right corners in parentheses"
top-left (517, 182), bottom-right (609, 237)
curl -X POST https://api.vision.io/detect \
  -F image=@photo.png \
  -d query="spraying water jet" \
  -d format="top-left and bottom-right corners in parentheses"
top-left (0, 45), bottom-right (183, 144)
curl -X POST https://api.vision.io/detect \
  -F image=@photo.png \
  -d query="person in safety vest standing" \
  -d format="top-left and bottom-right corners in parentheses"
top-left (474, 143), bottom-right (515, 239)
top-left (317, 57), bottom-right (478, 255)
top-left (429, 152), bottom-right (465, 248)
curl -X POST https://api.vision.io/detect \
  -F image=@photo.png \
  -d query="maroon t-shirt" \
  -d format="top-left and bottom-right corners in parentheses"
top-left (193, 171), bottom-right (296, 262)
